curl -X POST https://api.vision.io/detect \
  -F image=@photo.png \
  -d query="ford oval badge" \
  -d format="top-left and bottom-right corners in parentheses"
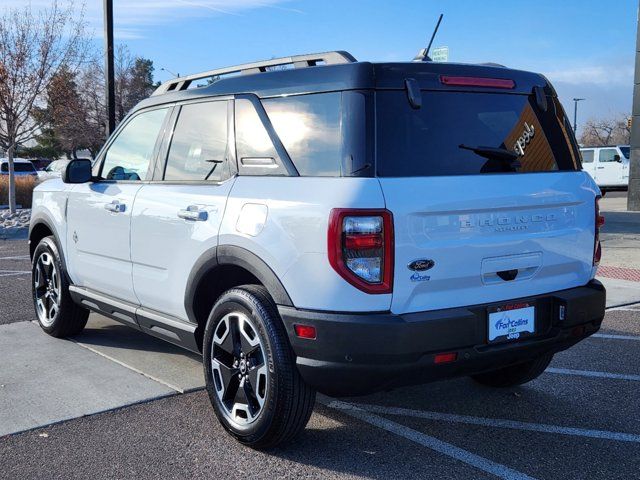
top-left (408, 259), bottom-right (435, 271)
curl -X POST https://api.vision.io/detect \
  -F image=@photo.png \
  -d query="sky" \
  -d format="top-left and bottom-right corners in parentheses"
top-left (4, 0), bottom-right (638, 134)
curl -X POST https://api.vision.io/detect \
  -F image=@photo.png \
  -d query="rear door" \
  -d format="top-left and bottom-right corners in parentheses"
top-left (596, 147), bottom-right (623, 186)
top-left (375, 89), bottom-right (596, 314)
top-left (131, 99), bottom-right (235, 321)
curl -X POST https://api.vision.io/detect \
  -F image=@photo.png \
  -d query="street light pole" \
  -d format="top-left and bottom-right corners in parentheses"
top-left (103, 0), bottom-right (115, 136)
top-left (629, 0), bottom-right (640, 211)
top-left (573, 98), bottom-right (585, 133)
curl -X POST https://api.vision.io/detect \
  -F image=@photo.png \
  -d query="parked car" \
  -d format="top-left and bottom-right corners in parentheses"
top-left (37, 160), bottom-right (67, 181)
top-left (29, 51), bottom-right (606, 448)
top-left (580, 145), bottom-right (630, 193)
top-left (0, 158), bottom-right (38, 177)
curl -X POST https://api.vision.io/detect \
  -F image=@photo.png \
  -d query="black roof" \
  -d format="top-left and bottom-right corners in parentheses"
top-left (134, 55), bottom-right (553, 114)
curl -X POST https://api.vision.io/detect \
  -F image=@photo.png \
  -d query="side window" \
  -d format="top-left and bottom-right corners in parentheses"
top-left (164, 101), bottom-right (229, 182)
top-left (262, 93), bottom-right (342, 176)
top-left (598, 148), bottom-right (619, 163)
top-left (581, 149), bottom-right (594, 163)
top-left (235, 99), bottom-right (287, 176)
top-left (100, 108), bottom-right (168, 181)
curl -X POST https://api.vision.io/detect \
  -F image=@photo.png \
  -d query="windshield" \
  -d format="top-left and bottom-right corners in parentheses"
top-left (376, 91), bottom-right (580, 177)
top-left (619, 146), bottom-right (630, 159)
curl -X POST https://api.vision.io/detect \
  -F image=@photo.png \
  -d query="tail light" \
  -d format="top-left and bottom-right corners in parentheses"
top-left (328, 209), bottom-right (394, 294)
top-left (594, 197), bottom-right (604, 266)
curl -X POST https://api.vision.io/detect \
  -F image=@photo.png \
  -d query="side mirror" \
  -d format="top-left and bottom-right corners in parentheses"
top-left (614, 154), bottom-right (622, 163)
top-left (62, 159), bottom-right (93, 184)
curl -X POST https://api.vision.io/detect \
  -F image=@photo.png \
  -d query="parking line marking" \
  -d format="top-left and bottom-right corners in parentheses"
top-left (0, 255), bottom-right (29, 260)
top-left (0, 270), bottom-right (30, 277)
top-left (547, 367), bottom-right (640, 382)
top-left (325, 399), bottom-right (536, 480)
top-left (592, 333), bottom-right (640, 341)
top-left (343, 402), bottom-right (640, 444)
top-left (71, 341), bottom-right (192, 394)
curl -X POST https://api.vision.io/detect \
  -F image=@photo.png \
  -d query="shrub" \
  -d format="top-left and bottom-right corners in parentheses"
top-left (0, 175), bottom-right (37, 209)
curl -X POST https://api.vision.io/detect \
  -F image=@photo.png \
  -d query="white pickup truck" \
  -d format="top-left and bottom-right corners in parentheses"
top-left (580, 145), bottom-right (630, 193)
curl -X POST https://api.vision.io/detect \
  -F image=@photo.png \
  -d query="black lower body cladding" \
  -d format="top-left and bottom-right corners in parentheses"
top-left (279, 280), bottom-right (606, 396)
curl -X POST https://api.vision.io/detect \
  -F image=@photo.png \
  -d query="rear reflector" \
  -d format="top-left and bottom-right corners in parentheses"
top-left (294, 324), bottom-right (317, 340)
top-left (440, 75), bottom-right (515, 89)
top-left (434, 352), bottom-right (458, 364)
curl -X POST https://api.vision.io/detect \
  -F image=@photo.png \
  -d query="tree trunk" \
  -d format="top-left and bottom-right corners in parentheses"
top-left (7, 145), bottom-right (17, 214)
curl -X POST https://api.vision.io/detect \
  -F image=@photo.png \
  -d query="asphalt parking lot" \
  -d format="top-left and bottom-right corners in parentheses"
top-left (2, 203), bottom-right (640, 479)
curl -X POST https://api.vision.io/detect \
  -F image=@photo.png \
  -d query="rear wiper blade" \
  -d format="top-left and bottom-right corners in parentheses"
top-left (458, 144), bottom-right (520, 163)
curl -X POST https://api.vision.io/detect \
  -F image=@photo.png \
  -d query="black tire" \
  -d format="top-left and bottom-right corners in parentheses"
top-left (203, 285), bottom-right (315, 449)
top-left (471, 353), bottom-right (553, 388)
top-left (31, 236), bottom-right (89, 337)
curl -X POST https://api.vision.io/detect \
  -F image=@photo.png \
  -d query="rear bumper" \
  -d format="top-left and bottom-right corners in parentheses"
top-left (279, 280), bottom-right (606, 396)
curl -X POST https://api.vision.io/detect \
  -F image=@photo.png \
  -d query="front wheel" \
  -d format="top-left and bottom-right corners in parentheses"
top-left (203, 285), bottom-right (315, 449)
top-left (32, 236), bottom-right (89, 337)
top-left (470, 353), bottom-right (553, 387)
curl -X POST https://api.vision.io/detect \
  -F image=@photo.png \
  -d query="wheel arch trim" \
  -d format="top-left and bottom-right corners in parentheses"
top-left (184, 244), bottom-right (293, 324)
top-left (28, 214), bottom-right (68, 271)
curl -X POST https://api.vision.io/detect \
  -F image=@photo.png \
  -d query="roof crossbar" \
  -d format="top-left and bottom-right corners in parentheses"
top-left (152, 51), bottom-right (357, 96)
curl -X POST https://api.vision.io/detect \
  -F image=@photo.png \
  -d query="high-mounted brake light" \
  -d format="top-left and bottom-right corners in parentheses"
top-left (440, 75), bottom-right (515, 89)
top-left (594, 197), bottom-right (604, 266)
top-left (328, 209), bottom-right (394, 294)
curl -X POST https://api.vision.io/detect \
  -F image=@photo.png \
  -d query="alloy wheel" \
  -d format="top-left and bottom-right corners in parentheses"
top-left (211, 312), bottom-right (268, 426)
top-left (34, 252), bottom-right (60, 327)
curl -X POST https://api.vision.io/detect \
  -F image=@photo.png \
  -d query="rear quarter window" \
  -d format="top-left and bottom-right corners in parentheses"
top-left (262, 93), bottom-right (342, 176)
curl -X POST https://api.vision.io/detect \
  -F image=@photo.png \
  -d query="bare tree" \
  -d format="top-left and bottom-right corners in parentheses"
top-left (113, 46), bottom-right (157, 122)
top-left (0, 1), bottom-right (87, 213)
top-left (76, 59), bottom-right (108, 157)
top-left (579, 114), bottom-right (631, 146)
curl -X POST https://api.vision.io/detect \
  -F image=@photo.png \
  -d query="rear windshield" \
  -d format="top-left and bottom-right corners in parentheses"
top-left (1, 162), bottom-right (35, 173)
top-left (376, 91), bottom-right (580, 177)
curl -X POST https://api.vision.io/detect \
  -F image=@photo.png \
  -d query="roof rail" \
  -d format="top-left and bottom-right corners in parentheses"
top-left (152, 51), bottom-right (357, 96)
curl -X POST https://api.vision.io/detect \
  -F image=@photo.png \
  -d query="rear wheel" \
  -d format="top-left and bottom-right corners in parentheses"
top-left (471, 353), bottom-right (553, 387)
top-left (32, 236), bottom-right (89, 337)
top-left (203, 285), bottom-right (315, 449)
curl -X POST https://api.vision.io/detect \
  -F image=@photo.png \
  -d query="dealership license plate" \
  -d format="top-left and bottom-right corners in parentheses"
top-left (488, 303), bottom-right (535, 343)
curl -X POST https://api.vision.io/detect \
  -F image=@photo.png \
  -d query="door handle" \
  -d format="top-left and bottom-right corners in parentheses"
top-left (104, 200), bottom-right (126, 213)
top-left (178, 205), bottom-right (209, 221)
top-left (597, 167), bottom-right (605, 169)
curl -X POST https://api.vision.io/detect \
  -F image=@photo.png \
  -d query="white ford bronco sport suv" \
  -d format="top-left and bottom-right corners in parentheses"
top-left (29, 51), bottom-right (606, 448)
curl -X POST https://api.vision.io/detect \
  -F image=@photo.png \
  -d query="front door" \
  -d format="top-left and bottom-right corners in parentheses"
top-left (131, 99), bottom-right (235, 320)
top-left (65, 107), bottom-right (170, 303)
top-left (596, 147), bottom-right (623, 187)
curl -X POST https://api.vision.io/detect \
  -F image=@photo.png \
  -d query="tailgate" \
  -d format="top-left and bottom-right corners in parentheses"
top-left (380, 172), bottom-right (597, 314)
